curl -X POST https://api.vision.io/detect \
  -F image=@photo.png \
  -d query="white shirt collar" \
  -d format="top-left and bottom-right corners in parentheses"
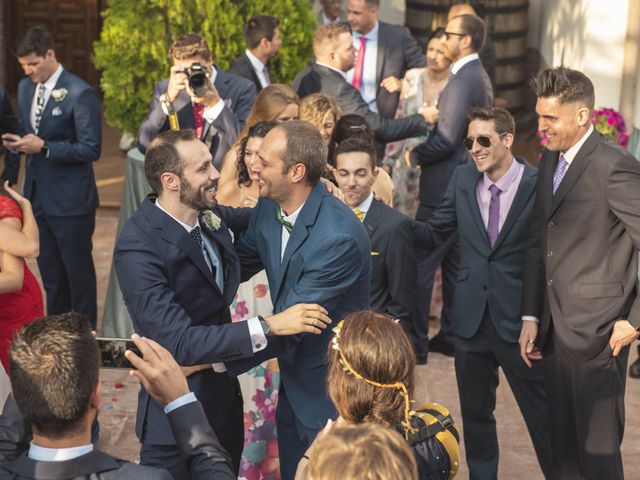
top-left (281, 203), bottom-right (304, 227)
top-left (451, 53), bottom-right (480, 76)
top-left (155, 199), bottom-right (201, 232)
top-left (42, 64), bottom-right (64, 91)
top-left (28, 443), bottom-right (93, 462)
top-left (315, 61), bottom-right (348, 80)
top-left (245, 49), bottom-right (266, 72)
top-left (354, 192), bottom-right (375, 215)
top-left (561, 124), bottom-right (594, 166)
top-left (353, 21), bottom-right (379, 42)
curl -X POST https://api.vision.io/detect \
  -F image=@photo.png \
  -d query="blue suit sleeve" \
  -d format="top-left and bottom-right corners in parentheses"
top-left (47, 87), bottom-right (101, 165)
top-left (235, 205), bottom-right (265, 281)
top-left (114, 225), bottom-right (255, 365)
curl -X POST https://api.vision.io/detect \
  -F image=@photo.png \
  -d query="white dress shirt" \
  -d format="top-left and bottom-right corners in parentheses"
top-left (280, 203), bottom-right (305, 260)
top-left (29, 443), bottom-right (93, 462)
top-left (245, 50), bottom-right (270, 88)
top-left (30, 64), bottom-right (64, 130)
top-left (347, 21), bottom-right (380, 112)
top-left (353, 192), bottom-right (375, 221)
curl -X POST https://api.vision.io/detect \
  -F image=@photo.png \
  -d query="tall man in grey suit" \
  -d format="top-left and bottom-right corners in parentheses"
top-left (415, 107), bottom-right (551, 479)
top-left (410, 14), bottom-right (493, 361)
top-left (521, 67), bottom-right (640, 479)
top-left (228, 121), bottom-right (372, 479)
top-left (138, 33), bottom-right (256, 168)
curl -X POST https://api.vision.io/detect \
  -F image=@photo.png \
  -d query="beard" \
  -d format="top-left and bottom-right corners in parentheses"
top-left (180, 176), bottom-right (217, 211)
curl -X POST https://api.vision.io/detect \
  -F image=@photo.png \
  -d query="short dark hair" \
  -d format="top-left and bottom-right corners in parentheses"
top-left (15, 24), bottom-right (54, 57)
top-left (467, 106), bottom-right (516, 136)
top-left (428, 27), bottom-right (447, 43)
top-left (364, 0), bottom-right (380, 6)
top-left (169, 33), bottom-right (211, 62)
top-left (144, 129), bottom-right (196, 193)
top-left (238, 120), bottom-right (279, 185)
top-left (530, 66), bottom-right (595, 110)
top-left (244, 15), bottom-right (279, 49)
top-left (275, 121), bottom-right (327, 185)
top-left (334, 137), bottom-right (377, 170)
top-left (455, 14), bottom-right (486, 52)
top-left (9, 313), bottom-right (100, 438)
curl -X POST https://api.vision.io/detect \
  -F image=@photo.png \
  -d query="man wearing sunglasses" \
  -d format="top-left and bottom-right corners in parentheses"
top-left (409, 14), bottom-right (493, 361)
top-left (414, 107), bottom-right (552, 479)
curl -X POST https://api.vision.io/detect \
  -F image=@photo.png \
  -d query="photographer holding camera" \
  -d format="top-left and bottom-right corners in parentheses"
top-left (138, 33), bottom-right (257, 169)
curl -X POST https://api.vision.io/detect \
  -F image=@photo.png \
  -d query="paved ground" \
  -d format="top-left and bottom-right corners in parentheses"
top-left (3, 123), bottom-right (640, 478)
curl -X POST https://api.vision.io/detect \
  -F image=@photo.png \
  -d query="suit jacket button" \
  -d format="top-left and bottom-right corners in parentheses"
top-left (255, 343), bottom-right (262, 349)
top-left (547, 251), bottom-right (553, 257)
top-left (547, 279), bottom-right (553, 286)
top-left (548, 221), bottom-right (555, 228)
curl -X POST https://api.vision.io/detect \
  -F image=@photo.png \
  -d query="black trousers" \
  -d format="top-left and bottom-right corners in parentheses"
top-left (33, 193), bottom-right (97, 327)
top-left (455, 309), bottom-right (552, 479)
top-left (545, 335), bottom-right (629, 480)
top-left (413, 206), bottom-right (460, 356)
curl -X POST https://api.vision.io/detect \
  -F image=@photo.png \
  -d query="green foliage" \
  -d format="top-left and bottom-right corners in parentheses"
top-left (93, 0), bottom-right (315, 134)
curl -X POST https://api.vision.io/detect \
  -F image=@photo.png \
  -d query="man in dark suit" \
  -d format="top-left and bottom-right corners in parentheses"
top-left (114, 129), bottom-right (329, 479)
top-left (138, 33), bottom-right (256, 168)
top-left (521, 67), bottom-right (640, 479)
top-left (332, 137), bottom-right (417, 343)
top-left (0, 313), bottom-right (238, 480)
top-left (228, 121), bottom-right (372, 479)
top-left (415, 107), bottom-right (551, 479)
top-left (0, 84), bottom-right (20, 185)
top-left (346, 0), bottom-right (425, 118)
top-left (410, 14), bottom-right (493, 360)
top-left (317, 0), bottom-right (346, 25)
top-left (294, 24), bottom-right (433, 147)
top-left (1, 25), bottom-right (101, 327)
top-left (229, 15), bottom-right (281, 93)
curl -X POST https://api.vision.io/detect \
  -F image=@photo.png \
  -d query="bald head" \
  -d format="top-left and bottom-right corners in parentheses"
top-left (448, 3), bottom-right (477, 21)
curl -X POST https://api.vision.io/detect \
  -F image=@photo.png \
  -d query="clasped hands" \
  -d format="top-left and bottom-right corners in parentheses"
top-left (2, 132), bottom-right (44, 154)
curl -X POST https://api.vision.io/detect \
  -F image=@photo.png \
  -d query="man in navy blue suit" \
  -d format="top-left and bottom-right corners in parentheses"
top-left (1, 25), bottom-right (101, 327)
top-left (229, 121), bottom-right (372, 479)
top-left (114, 129), bottom-right (330, 479)
top-left (414, 107), bottom-right (551, 479)
top-left (138, 33), bottom-right (256, 169)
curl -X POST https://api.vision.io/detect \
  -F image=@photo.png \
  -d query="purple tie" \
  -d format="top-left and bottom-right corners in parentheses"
top-left (552, 154), bottom-right (569, 194)
top-left (488, 184), bottom-right (501, 247)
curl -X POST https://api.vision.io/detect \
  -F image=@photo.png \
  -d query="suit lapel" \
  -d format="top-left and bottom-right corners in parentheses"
top-left (35, 70), bottom-right (68, 135)
top-left (547, 130), bottom-right (599, 218)
top-left (492, 162), bottom-right (536, 250)
top-left (460, 168), bottom-right (490, 246)
top-left (20, 81), bottom-right (36, 134)
top-left (375, 25), bottom-right (386, 95)
top-left (245, 54), bottom-right (263, 90)
top-left (363, 199), bottom-right (382, 238)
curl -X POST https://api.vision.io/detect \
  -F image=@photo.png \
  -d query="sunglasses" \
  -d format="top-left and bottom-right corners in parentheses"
top-left (444, 31), bottom-right (467, 40)
top-left (463, 133), bottom-right (508, 151)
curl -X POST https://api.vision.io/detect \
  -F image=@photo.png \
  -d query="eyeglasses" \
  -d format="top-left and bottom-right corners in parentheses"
top-left (463, 133), bottom-right (507, 151)
top-left (444, 31), bottom-right (467, 40)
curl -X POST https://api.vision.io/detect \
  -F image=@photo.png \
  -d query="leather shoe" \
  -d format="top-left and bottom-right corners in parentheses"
top-left (429, 334), bottom-right (455, 357)
top-left (630, 346), bottom-right (640, 379)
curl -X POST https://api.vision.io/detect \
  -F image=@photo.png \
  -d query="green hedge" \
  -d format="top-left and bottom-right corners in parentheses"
top-left (93, 0), bottom-right (315, 134)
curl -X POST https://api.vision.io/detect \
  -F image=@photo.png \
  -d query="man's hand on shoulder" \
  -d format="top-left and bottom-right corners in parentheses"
top-left (609, 320), bottom-right (640, 357)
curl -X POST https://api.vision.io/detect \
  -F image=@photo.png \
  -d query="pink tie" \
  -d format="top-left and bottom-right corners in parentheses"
top-left (352, 36), bottom-right (367, 91)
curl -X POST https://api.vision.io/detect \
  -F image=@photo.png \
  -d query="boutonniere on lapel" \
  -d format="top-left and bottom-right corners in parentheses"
top-left (51, 88), bottom-right (68, 102)
top-left (201, 209), bottom-right (221, 231)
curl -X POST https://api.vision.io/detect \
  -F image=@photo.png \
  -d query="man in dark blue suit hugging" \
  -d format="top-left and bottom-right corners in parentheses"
top-left (114, 129), bottom-right (331, 479)
top-left (414, 107), bottom-right (552, 479)
top-left (228, 121), bottom-right (372, 479)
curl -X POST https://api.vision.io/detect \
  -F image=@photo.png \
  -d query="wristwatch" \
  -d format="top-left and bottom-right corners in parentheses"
top-left (40, 142), bottom-right (48, 156)
top-left (258, 315), bottom-right (272, 336)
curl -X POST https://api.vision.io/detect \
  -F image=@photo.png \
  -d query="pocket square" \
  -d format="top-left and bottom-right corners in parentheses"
top-left (51, 106), bottom-right (63, 116)
top-left (371, 251), bottom-right (379, 256)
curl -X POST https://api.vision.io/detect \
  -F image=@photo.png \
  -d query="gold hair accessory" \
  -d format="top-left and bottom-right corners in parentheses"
top-left (332, 320), bottom-right (415, 437)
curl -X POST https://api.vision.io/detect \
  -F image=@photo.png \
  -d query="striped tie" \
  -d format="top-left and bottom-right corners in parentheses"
top-left (552, 154), bottom-right (569, 194)
top-left (34, 84), bottom-right (46, 132)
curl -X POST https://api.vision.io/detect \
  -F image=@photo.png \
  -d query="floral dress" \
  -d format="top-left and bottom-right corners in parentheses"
top-left (383, 68), bottom-right (445, 218)
top-left (232, 271), bottom-right (280, 479)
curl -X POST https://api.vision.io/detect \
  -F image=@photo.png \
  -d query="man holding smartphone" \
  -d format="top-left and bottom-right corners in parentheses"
top-left (1, 25), bottom-right (101, 329)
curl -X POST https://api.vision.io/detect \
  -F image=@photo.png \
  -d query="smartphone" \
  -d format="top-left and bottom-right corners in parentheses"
top-left (96, 337), bottom-right (141, 369)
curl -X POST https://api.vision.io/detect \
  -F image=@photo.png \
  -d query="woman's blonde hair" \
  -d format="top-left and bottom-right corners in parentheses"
top-left (327, 311), bottom-right (415, 429)
top-left (240, 84), bottom-right (300, 139)
top-left (307, 422), bottom-right (418, 480)
top-left (299, 93), bottom-right (341, 132)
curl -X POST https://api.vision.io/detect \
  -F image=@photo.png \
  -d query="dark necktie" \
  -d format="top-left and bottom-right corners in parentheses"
top-left (190, 225), bottom-right (215, 271)
top-left (34, 84), bottom-right (46, 132)
top-left (193, 103), bottom-right (205, 139)
top-left (275, 207), bottom-right (293, 234)
top-left (487, 184), bottom-right (502, 247)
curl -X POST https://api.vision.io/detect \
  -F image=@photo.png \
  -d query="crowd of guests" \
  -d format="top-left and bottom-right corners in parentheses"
top-left (1, 0), bottom-right (640, 479)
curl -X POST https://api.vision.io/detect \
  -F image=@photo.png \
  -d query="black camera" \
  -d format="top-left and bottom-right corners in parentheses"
top-left (185, 63), bottom-right (209, 98)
